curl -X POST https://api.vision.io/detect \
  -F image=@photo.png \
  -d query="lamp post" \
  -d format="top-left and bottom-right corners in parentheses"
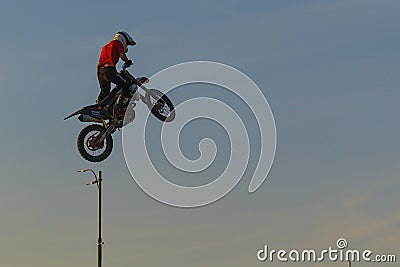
top-left (78, 169), bottom-right (104, 267)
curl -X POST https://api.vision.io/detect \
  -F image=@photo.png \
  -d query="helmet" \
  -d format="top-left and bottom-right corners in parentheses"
top-left (114, 31), bottom-right (136, 52)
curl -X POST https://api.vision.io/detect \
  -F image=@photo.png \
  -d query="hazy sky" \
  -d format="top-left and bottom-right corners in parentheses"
top-left (0, 0), bottom-right (399, 266)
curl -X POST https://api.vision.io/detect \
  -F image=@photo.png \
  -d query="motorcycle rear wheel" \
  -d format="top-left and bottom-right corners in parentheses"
top-left (77, 124), bottom-right (113, 162)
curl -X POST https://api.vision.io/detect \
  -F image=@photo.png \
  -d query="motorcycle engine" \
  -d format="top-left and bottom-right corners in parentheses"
top-left (116, 98), bottom-right (136, 127)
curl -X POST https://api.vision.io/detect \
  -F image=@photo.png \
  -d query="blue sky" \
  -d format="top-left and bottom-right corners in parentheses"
top-left (0, 0), bottom-right (399, 266)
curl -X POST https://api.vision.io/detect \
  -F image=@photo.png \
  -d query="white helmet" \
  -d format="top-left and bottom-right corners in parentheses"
top-left (114, 31), bottom-right (136, 52)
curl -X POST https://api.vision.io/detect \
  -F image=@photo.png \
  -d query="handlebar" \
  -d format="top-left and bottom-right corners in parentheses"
top-left (122, 60), bottom-right (133, 70)
top-left (119, 63), bottom-right (149, 89)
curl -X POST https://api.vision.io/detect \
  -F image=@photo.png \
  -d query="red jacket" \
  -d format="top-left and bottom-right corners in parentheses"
top-left (98, 40), bottom-right (125, 67)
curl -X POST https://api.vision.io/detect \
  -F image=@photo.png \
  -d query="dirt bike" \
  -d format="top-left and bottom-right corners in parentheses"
top-left (64, 64), bottom-right (175, 162)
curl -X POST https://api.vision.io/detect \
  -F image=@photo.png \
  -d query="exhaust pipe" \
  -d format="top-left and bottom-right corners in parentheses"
top-left (78, 114), bottom-right (103, 123)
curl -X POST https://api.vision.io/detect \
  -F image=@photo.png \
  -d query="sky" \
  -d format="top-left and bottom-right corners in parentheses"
top-left (0, 0), bottom-right (399, 266)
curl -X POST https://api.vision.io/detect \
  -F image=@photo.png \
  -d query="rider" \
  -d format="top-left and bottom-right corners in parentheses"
top-left (96, 31), bottom-right (136, 105)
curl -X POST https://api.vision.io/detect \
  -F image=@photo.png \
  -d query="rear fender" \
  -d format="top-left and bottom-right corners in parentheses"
top-left (64, 104), bottom-right (102, 120)
top-left (64, 109), bottom-right (83, 120)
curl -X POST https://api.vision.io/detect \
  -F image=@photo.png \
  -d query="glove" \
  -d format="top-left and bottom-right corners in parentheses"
top-left (123, 60), bottom-right (133, 69)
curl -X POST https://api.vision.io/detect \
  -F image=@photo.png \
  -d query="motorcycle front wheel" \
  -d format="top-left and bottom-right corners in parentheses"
top-left (77, 124), bottom-right (113, 162)
top-left (145, 89), bottom-right (175, 122)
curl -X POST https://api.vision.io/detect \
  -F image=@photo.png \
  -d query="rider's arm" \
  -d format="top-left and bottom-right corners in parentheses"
top-left (119, 52), bottom-right (130, 63)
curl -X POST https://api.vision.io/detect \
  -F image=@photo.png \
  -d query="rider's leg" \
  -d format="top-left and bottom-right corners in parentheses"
top-left (104, 67), bottom-right (135, 104)
top-left (104, 67), bottom-right (131, 92)
top-left (97, 67), bottom-right (112, 103)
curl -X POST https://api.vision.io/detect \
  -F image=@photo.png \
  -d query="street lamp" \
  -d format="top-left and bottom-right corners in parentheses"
top-left (78, 169), bottom-right (104, 267)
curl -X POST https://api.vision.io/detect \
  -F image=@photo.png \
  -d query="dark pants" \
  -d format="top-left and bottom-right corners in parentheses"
top-left (97, 66), bottom-right (131, 102)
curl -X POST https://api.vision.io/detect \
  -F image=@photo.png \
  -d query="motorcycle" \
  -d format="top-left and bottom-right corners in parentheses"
top-left (64, 64), bottom-right (175, 162)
